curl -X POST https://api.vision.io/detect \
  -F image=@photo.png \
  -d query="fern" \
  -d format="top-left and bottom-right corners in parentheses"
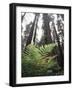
top-left (22, 43), bottom-right (62, 77)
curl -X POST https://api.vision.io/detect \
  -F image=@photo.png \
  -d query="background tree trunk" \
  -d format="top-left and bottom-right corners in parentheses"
top-left (31, 14), bottom-right (39, 45)
top-left (53, 23), bottom-right (64, 69)
top-left (26, 14), bottom-right (39, 46)
top-left (43, 14), bottom-right (52, 44)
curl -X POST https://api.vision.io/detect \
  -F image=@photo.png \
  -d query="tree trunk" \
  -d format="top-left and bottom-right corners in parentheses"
top-left (26, 14), bottom-right (39, 46)
top-left (43, 14), bottom-right (52, 44)
top-left (53, 25), bottom-right (64, 69)
top-left (31, 14), bottom-right (39, 45)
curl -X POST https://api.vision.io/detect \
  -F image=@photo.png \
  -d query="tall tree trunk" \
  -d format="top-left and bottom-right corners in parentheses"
top-left (31, 14), bottom-right (39, 45)
top-left (26, 14), bottom-right (39, 46)
top-left (53, 25), bottom-right (64, 69)
top-left (43, 14), bottom-right (52, 44)
top-left (26, 19), bottom-right (35, 46)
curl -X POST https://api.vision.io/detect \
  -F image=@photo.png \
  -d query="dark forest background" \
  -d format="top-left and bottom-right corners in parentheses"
top-left (21, 12), bottom-right (64, 77)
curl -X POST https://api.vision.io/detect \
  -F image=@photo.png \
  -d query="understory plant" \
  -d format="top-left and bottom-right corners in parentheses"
top-left (22, 43), bottom-right (63, 77)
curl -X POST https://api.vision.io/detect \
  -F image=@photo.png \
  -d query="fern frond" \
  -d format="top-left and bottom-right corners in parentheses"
top-left (22, 43), bottom-right (61, 77)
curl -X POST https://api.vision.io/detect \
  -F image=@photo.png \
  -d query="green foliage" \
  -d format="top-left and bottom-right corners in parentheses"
top-left (22, 43), bottom-right (63, 77)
